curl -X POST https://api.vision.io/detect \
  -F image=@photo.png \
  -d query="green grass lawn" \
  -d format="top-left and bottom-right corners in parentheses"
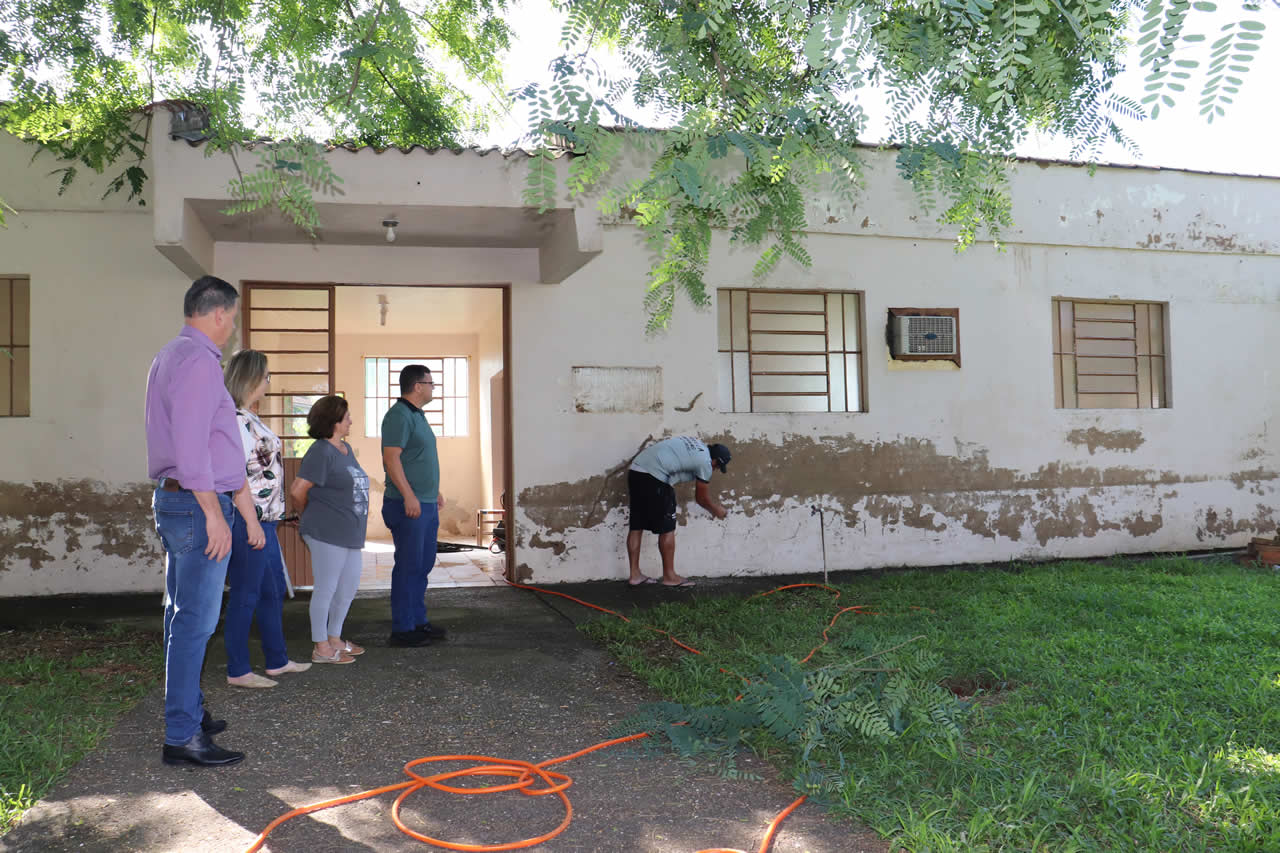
top-left (583, 556), bottom-right (1280, 851)
top-left (0, 624), bottom-right (160, 834)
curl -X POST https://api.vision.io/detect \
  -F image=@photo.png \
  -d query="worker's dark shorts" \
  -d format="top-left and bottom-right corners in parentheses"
top-left (628, 470), bottom-right (677, 534)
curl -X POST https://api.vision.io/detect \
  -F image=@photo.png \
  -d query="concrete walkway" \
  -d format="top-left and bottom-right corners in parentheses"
top-left (0, 578), bottom-right (885, 853)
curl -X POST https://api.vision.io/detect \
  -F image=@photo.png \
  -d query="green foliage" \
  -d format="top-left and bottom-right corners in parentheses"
top-left (1135, 1), bottom-right (1268, 122)
top-left (223, 140), bottom-right (344, 235)
top-left (0, 0), bottom-right (1270, 327)
top-left (583, 557), bottom-right (1280, 849)
top-left (0, 0), bottom-right (512, 230)
top-left (0, 624), bottom-right (161, 834)
top-left (520, 0), bottom-right (1270, 328)
top-left (616, 645), bottom-right (966, 805)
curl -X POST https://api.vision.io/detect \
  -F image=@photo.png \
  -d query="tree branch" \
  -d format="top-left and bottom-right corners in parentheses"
top-left (331, 0), bottom-right (387, 108)
top-left (577, 0), bottom-right (610, 60)
top-left (710, 43), bottom-right (730, 95)
top-left (369, 59), bottom-right (434, 126)
top-left (404, 5), bottom-right (513, 116)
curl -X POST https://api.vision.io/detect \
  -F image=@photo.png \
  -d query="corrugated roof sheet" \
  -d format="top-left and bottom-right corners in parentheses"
top-left (157, 110), bottom-right (1277, 180)
top-left (178, 136), bottom-right (570, 159)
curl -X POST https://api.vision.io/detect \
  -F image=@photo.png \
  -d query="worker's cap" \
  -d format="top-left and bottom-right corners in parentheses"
top-left (708, 443), bottom-right (732, 474)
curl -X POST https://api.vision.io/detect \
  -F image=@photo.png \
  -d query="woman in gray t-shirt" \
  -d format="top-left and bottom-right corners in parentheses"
top-left (290, 396), bottom-right (370, 664)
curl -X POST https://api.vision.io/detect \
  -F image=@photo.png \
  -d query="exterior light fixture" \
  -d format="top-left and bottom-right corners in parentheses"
top-left (382, 218), bottom-right (399, 243)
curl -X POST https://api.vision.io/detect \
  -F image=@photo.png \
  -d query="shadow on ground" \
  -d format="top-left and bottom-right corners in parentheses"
top-left (0, 577), bottom-right (886, 853)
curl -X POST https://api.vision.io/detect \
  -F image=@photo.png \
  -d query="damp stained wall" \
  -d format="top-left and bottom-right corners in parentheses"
top-left (0, 136), bottom-right (191, 595)
top-left (1, 128), bottom-right (1277, 594)
top-left (508, 153), bottom-right (1280, 582)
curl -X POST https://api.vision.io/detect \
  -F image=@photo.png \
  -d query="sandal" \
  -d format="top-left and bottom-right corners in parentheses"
top-left (311, 648), bottom-right (356, 664)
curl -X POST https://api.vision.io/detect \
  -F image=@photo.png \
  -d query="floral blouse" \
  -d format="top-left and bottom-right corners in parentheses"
top-left (237, 408), bottom-right (285, 522)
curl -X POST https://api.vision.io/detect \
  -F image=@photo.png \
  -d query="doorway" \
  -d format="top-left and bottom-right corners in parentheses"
top-left (241, 282), bottom-right (512, 590)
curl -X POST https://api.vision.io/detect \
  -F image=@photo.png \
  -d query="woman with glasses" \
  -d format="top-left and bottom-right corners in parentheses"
top-left (221, 350), bottom-right (311, 686)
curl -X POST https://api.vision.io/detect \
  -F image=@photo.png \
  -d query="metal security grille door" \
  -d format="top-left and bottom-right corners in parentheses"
top-left (242, 283), bottom-right (336, 586)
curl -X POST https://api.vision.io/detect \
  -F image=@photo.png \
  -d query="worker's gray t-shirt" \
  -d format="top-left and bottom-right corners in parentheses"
top-left (297, 439), bottom-right (370, 549)
top-left (629, 436), bottom-right (713, 486)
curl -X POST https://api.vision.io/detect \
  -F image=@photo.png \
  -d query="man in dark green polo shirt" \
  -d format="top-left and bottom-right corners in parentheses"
top-left (381, 364), bottom-right (448, 647)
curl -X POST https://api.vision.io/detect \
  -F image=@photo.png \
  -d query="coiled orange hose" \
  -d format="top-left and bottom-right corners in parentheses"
top-left (242, 580), bottom-right (885, 853)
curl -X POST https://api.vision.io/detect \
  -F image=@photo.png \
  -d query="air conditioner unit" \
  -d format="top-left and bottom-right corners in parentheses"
top-left (892, 314), bottom-right (957, 357)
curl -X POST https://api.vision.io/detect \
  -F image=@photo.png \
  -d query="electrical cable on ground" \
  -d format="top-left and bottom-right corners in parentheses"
top-left (244, 579), bottom-right (889, 853)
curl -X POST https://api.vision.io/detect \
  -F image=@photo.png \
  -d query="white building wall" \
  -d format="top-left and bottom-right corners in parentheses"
top-left (509, 155), bottom-right (1280, 582)
top-left (1, 130), bottom-right (1276, 594)
top-left (0, 208), bottom-right (189, 595)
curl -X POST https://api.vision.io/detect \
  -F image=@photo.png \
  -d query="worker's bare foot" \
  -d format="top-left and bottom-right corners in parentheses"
top-left (661, 576), bottom-right (695, 588)
top-left (628, 575), bottom-right (659, 586)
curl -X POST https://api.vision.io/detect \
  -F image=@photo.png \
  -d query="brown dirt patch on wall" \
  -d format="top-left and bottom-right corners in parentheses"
top-left (1066, 427), bottom-right (1145, 455)
top-left (0, 481), bottom-right (160, 572)
top-left (516, 435), bottom-right (1276, 559)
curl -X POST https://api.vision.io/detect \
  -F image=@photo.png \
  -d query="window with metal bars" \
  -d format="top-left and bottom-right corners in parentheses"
top-left (364, 357), bottom-right (469, 437)
top-left (717, 289), bottom-right (865, 413)
top-left (1053, 299), bottom-right (1169, 409)
top-left (0, 276), bottom-right (30, 417)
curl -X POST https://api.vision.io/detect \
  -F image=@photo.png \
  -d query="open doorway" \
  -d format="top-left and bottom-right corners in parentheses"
top-left (242, 282), bottom-right (510, 590)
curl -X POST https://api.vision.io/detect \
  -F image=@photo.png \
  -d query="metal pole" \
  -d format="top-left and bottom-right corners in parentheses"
top-left (811, 505), bottom-right (828, 585)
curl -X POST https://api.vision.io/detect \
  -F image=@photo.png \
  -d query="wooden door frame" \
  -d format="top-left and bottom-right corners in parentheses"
top-left (241, 282), bottom-right (337, 588)
top-left (239, 279), bottom-right (516, 581)
top-left (241, 281), bottom-right (338, 435)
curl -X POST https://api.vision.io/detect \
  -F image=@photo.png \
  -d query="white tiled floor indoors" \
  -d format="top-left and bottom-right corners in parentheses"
top-left (357, 538), bottom-right (507, 591)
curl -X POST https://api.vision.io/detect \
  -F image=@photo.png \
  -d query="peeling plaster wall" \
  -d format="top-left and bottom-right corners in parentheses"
top-left (510, 198), bottom-right (1280, 582)
top-left (0, 197), bottom-right (188, 596)
top-left (3, 132), bottom-right (1279, 594)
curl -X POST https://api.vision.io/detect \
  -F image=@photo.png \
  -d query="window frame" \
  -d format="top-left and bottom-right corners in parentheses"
top-left (1052, 297), bottom-right (1170, 410)
top-left (0, 276), bottom-right (31, 418)
top-left (364, 356), bottom-right (469, 437)
top-left (717, 288), bottom-right (867, 414)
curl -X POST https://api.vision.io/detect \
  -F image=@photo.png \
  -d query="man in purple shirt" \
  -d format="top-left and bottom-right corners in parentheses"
top-left (146, 275), bottom-right (264, 767)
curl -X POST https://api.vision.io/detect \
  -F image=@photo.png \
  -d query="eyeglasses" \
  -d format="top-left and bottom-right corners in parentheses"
top-left (417, 379), bottom-right (435, 387)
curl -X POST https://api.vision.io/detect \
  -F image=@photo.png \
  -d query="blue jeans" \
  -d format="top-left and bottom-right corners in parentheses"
top-left (154, 488), bottom-right (233, 745)
top-left (382, 498), bottom-right (438, 633)
top-left (224, 517), bottom-right (287, 677)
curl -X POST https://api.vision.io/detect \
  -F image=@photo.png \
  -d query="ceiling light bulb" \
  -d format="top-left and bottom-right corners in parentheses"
top-left (382, 218), bottom-right (399, 243)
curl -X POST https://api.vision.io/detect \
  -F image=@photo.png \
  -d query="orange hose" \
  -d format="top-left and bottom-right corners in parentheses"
top-left (244, 580), bottom-right (882, 853)
top-left (242, 733), bottom-right (805, 853)
top-left (752, 583), bottom-right (879, 663)
top-left (695, 794), bottom-right (809, 853)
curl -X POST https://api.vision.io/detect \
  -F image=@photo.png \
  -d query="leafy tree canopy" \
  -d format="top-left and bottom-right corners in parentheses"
top-left (0, 0), bottom-right (1272, 328)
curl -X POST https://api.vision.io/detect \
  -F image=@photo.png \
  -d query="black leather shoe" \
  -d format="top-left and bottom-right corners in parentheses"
top-left (201, 708), bottom-right (227, 735)
top-left (389, 630), bottom-right (433, 647)
top-left (162, 731), bottom-right (244, 767)
top-left (415, 623), bottom-right (447, 639)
